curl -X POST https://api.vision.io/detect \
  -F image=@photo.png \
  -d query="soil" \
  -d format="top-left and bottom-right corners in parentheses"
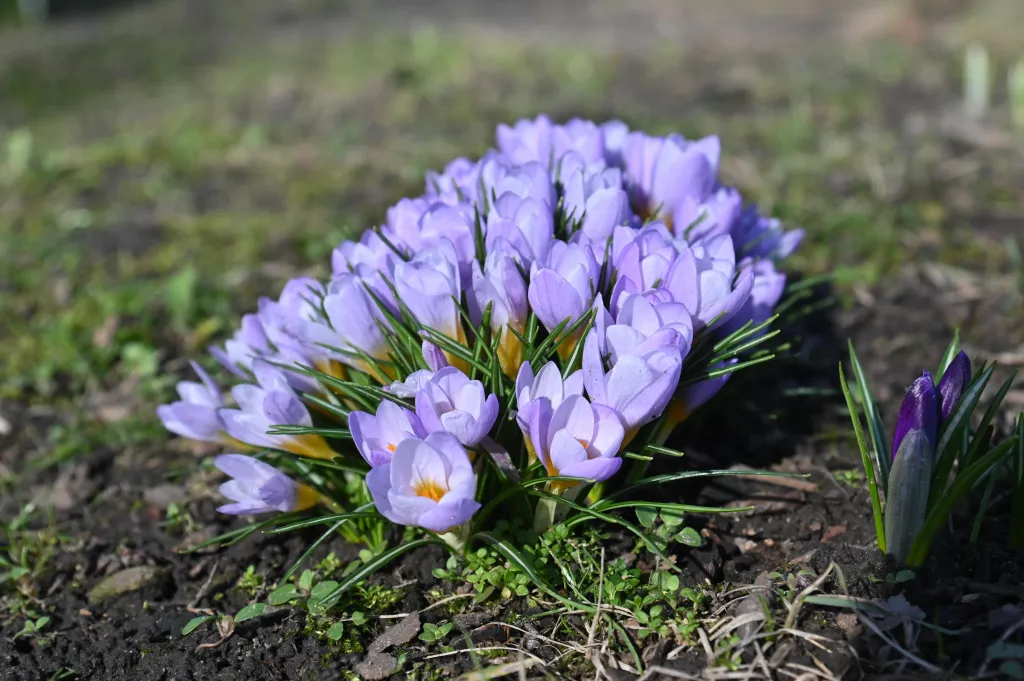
top-left (2, 1), bottom-right (1023, 680)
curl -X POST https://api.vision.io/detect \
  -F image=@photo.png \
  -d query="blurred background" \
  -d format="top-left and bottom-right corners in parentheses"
top-left (0, 0), bottom-right (1021, 452)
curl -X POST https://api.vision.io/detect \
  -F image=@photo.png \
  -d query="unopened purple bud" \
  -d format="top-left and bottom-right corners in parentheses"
top-left (936, 351), bottom-right (971, 423)
top-left (891, 372), bottom-right (939, 461)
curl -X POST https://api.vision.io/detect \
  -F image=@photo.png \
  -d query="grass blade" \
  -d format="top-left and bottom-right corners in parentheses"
top-left (320, 537), bottom-right (438, 610)
top-left (839, 363), bottom-right (886, 553)
top-left (849, 341), bottom-right (890, 489)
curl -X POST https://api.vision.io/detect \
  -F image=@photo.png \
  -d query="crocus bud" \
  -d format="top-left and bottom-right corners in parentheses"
top-left (937, 351), bottom-right (971, 423)
top-left (884, 430), bottom-right (933, 563)
top-left (890, 372), bottom-right (939, 462)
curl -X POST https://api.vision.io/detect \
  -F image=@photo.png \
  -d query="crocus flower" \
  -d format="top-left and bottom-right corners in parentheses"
top-left (332, 229), bottom-right (396, 276)
top-left (349, 400), bottom-right (427, 467)
top-left (415, 367), bottom-right (499, 447)
top-left (210, 313), bottom-right (271, 377)
top-left (673, 186), bottom-right (743, 242)
top-left (471, 248), bottom-right (528, 377)
top-left (720, 258), bottom-right (787, 336)
top-left (890, 372), bottom-right (940, 461)
top-left (603, 291), bottom-right (693, 364)
top-left (365, 431), bottom-right (480, 533)
top-left (937, 351), bottom-right (971, 422)
top-left (515, 361), bottom-right (585, 433)
top-left (480, 156), bottom-right (556, 209)
top-left (394, 243), bottom-right (467, 349)
top-left (271, 271), bottom-right (393, 381)
top-left (158, 361), bottom-right (229, 444)
top-left (582, 329), bottom-right (683, 440)
top-left (529, 395), bottom-right (625, 487)
top-left (485, 193), bottom-right (554, 267)
top-left (608, 222), bottom-right (683, 315)
top-left (558, 152), bottom-right (631, 242)
top-left (497, 116), bottom-right (606, 169)
top-left (622, 131), bottom-right (720, 230)
top-left (600, 119), bottom-right (631, 167)
top-left (732, 206), bottom-right (804, 260)
top-left (387, 370), bottom-right (435, 398)
top-left (219, 361), bottom-right (336, 460)
top-left (426, 156), bottom-right (484, 206)
top-left (885, 372), bottom-right (940, 563)
top-left (527, 240), bottom-right (600, 356)
top-left (662, 234), bottom-right (754, 330)
top-left (214, 454), bottom-right (319, 515)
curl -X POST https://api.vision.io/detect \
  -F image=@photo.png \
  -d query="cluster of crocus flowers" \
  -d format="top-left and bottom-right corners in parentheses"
top-left (159, 115), bottom-right (801, 540)
top-left (884, 352), bottom-right (971, 562)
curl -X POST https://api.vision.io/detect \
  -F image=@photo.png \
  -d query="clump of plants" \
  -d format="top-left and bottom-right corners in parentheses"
top-left (842, 334), bottom-right (1022, 565)
top-left (159, 115), bottom-right (802, 614)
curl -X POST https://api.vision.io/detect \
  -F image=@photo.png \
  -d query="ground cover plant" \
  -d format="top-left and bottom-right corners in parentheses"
top-left (1, 1), bottom-right (1023, 680)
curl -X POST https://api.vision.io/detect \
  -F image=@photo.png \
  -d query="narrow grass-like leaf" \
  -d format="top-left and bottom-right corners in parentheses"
top-left (267, 425), bottom-right (352, 438)
top-left (269, 511), bottom-right (379, 534)
top-left (963, 370), bottom-right (1018, 469)
top-left (969, 472), bottom-right (997, 545)
top-left (907, 435), bottom-right (1019, 566)
top-left (596, 469), bottom-right (805, 505)
top-left (179, 514), bottom-right (299, 553)
top-left (598, 500), bottom-right (754, 515)
top-left (1011, 415), bottom-right (1024, 549)
top-left (640, 445), bottom-right (686, 458)
top-left (849, 341), bottom-right (890, 489)
top-left (936, 331), bottom-right (961, 378)
top-left (320, 537), bottom-right (438, 610)
top-left (280, 515), bottom-right (368, 582)
top-left (839, 363), bottom-right (886, 553)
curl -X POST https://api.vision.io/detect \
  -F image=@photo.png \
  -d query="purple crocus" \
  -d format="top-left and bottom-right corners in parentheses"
top-left (210, 313), bottom-right (272, 378)
top-left (157, 361), bottom-right (229, 444)
top-left (425, 156), bottom-right (484, 206)
top-left (415, 367), bottom-right (499, 447)
top-left (515, 361), bottom-right (585, 433)
top-left (387, 370), bottom-right (435, 398)
top-left (603, 291), bottom-right (693, 364)
top-left (607, 222), bottom-right (681, 314)
top-left (485, 193), bottom-right (555, 267)
top-left (527, 240), bottom-right (600, 352)
top-left (937, 351), bottom-right (971, 422)
top-left (471, 248), bottom-right (528, 377)
top-left (214, 454), bottom-right (319, 515)
top-left (662, 234), bottom-right (754, 330)
top-left (891, 372), bottom-right (940, 462)
top-left (349, 400), bottom-right (427, 468)
top-left (529, 395), bottom-right (625, 485)
top-left (219, 360), bottom-right (336, 460)
top-left (582, 329), bottom-right (683, 440)
top-left (497, 116), bottom-right (606, 169)
top-left (732, 206), bottom-right (804, 260)
top-left (600, 120), bottom-right (631, 167)
top-left (394, 244), bottom-right (467, 348)
top-left (558, 152), bottom-right (631, 243)
top-left (622, 131), bottom-right (720, 230)
top-left (365, 431), bottom-right (480, 533)
top-left (332, 229), bottom-right (396, 276)
top-left (480, 156), bottom-right (556, 209)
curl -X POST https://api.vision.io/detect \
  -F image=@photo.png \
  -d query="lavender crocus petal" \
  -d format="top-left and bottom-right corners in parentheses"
top-left (527, 268), bottom-right (585, 334)
top-left (388, 370), bottom-right (434, 398)
top-left (422, 341), bottom-right (449, 372)
top-left (937, 351), bottom-right (971, 423)
top-left (366, 464), bottom-right (399, 522)
top-left (581, 329), bottom-right (608, 405)
top-left (601, 120), bottom-right (630, 166)
top-left (681, 363), bottom-right (735, 414)
top-left (213, 454), bottom-right (297, 515)
top-left (891, 372), bottom-right (939, 461)
top-left (418, 496), bottom-right (482, 533)
top-left (157, 404), bottom-right (224, 442)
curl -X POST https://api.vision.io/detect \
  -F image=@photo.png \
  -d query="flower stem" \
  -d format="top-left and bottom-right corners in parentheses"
top-left (533, 494), bottom-right (559, 534)
top-left (437, 522), bottom-right (472, 554)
